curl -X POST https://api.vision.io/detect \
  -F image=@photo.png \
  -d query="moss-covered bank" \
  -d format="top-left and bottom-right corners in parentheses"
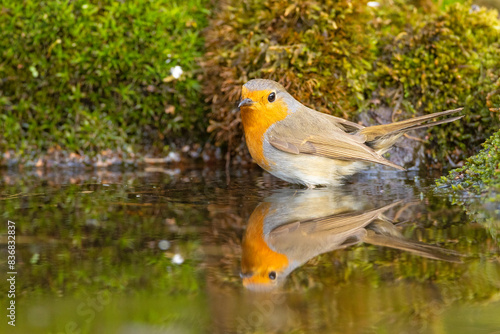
top-left (434, 129), bottom-right (499, 250)
top-left (0, 0), bottom-right (209, 164)
top-left (435, 129), bottom-right (500, 196)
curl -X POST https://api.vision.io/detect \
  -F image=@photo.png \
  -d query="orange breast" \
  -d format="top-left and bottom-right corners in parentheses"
top-left (240, 90), bottom-right (288, 169)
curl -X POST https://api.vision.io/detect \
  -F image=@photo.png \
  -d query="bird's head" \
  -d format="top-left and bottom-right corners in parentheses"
top-left (238, 79), bottom-right (286, 107)
top-left (240, 202), bottom-right (289, 291)
top-left (240, 267), bottom-right (283, 291)
top-left (238, 79), bottom-right (299, 127)
top-left (240, 244), bottom-right (289, 291)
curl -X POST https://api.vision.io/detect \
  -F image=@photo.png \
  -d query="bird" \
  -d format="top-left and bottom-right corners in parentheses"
top-left (240, 189), bottom-right (462, 290)
top-left (238, 79), bottom-right (463, 187)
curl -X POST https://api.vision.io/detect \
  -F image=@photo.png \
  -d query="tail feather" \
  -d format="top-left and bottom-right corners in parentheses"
top-left (401, 115), bottom-right (464, 133)
top-left (364, 229), bottom-right (463, 263)
top-left (359, 107), bottom-right (463, 142)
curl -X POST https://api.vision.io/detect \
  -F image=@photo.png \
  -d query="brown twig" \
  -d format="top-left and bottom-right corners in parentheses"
top-left (394, 200), bottom-right (421, 222)
top-left (403, 132), bottom-right (426, 143)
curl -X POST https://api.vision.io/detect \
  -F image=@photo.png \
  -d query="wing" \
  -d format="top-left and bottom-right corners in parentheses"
top-left (269, 201), bottom-right (401, 238)
top-left (267, 110), bottom-right (405, 170)
top-left (267, 202), bottom-right (402, 258)
top-left (323, 112), bottom-right (365, 132)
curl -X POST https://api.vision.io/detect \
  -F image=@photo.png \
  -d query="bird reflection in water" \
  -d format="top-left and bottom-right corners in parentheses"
top-left (240, 189), bottom-right (461, 290)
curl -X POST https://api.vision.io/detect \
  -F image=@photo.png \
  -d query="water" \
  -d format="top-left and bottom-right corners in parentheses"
top-left (0, 166), bottom-right (499, 333)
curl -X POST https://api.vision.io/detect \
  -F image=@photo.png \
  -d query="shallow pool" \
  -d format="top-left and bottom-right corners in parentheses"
top-left (0, 165), bottom-right (498, 333)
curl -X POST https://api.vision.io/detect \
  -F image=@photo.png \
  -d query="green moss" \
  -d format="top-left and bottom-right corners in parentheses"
top-left (435, 130), bottom-right (500, 194)
top-left (373, 1), bottom-right (500, 164)
top-left (0, 0), bottom-right (209, 158)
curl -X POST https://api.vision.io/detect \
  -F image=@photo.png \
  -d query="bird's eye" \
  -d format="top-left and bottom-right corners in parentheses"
top-left (268, 271), bottom-right (277, 280)
top-left (268, 92), bottom-right (276, 103)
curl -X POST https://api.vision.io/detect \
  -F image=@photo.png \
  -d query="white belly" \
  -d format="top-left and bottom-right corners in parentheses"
top-left (261, 140), bottom-right (367, 187)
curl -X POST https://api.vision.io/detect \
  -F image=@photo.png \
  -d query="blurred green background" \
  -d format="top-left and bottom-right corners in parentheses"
top-left (0, 0), bottom-right (209, 157)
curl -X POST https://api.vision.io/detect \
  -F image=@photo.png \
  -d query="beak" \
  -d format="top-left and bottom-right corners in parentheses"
top-left (238, 98), bottom-right (254, 108)
top-left (240, 271), bottom-right (253, 279)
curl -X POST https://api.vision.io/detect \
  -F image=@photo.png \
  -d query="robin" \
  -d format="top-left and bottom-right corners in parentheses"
top-left (240, 189), bottom-right (461, 290)
top-left (238, 79), bottom-right (463, 187)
